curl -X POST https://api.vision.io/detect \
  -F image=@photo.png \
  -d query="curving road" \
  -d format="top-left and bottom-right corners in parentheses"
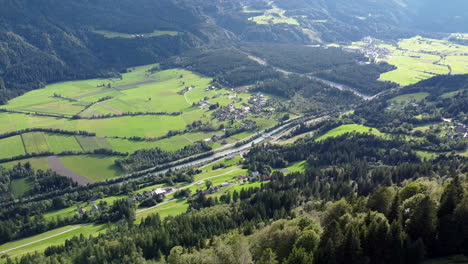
top-left (245, 54), bottom-right (381, 101)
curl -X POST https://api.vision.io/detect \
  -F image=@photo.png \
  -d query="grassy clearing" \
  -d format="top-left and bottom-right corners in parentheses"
top-left (0, 224), bottom-right (108, 260)
top-left (391, 92), bottom-right (430, 104)
top-left (0, 135), bottom-right (25, 159)
top-left (59, 155), bottom-right (122, 182)
top-left (136, 199), bottom-right (189, 222)
top-left (248, 5), bottom-right (299, 25)
top-left (93, 30), bottom-right (179, 39)
top-left (285, 161), bottom-right (308, 173)
top-left (416, 151), bottom-right (439, 160)
top-left (316, 124), bottom-right (384, 141)
top-left (10, 178), bottom-right (31, 197)
top-left (21, 132), bottom-right (49, 154)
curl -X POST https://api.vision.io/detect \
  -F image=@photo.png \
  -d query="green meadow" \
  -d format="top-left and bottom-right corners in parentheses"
top-left (0, 224), bottom-right (108, 260)
top-left (350, 36), bottom-right (468, 86)
top-left (10, 178), bottom-right (31, 197)
top-left (59, 155), bottom-right (123, 182)
top-left (0, 136), bottom-right (25, 159)
top-left (247, 5), bottom-right (299, 25)
top-left (316, 124), bottom-right (384, 141)
top-left (391, 92), bottom-right (430, 104)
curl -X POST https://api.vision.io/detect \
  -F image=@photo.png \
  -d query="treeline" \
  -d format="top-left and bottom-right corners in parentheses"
top-left (73, 111), bottom-right (183, 120)
top-left (0, 128), bottom-right (95, 141)
top-left (245, 133), bottom-right (420, 173)
top-left (0, 149), bottom-right (126, 164)
top-left (115, 142), bottom-right (212, 172)
top-left (160, 48), bottom-right (281, 87)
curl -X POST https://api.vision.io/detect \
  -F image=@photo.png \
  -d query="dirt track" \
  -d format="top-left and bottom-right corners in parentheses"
top-left (47, 156), bottom-right (92, 185)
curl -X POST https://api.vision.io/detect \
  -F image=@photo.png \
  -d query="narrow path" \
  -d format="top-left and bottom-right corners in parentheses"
top-left (0, 224), bottom-right (91, 254)
top-left (184, 92), bottom-right (191, 105)
top-left (47, 156), bottom-right (92, 185)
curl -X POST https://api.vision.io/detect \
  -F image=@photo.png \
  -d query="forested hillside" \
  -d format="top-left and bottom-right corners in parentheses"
top-left (0, 0), bottom-right (211, 103)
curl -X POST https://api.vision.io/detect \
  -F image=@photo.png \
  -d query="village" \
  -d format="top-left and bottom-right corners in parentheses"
top-left (345, 36), bottom-right (393, 60)
top-left (445, 120), bottom-right (468, 140)
top-left (212, 92), bottom-right (270, 121)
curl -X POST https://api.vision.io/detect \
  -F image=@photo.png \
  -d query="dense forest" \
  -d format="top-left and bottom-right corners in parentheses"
top-left (2, 134), bottom-right (466, 263)
top-left (241, 43), bottom-right (398, 95)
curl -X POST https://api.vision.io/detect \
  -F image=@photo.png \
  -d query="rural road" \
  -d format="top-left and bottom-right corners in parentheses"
top-left (0, 224), bottom-right (91, 255)
top-left (245, 53), bottom-right (379, 101)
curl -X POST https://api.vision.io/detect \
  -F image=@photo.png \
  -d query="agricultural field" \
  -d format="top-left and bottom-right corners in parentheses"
top-left (21, 132), bottom-right (50, 154)
top-left (348, 36), bottom-right (468, 86)
top-left (93, 30), bottom-right (179, 39)
top-left (316, 124), bottom-right (384, 141)
top-left (0, 135), bottom-right (25, 159)
top-left (59, 155), bottom-right (123, 182)
top-left (0, 63), bottom-right (283, 180)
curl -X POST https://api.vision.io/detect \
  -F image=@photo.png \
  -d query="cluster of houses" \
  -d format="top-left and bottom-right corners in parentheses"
top-left (77, 203), bottom-right (100, 215)
top-left (237, 171), bottom-right (272, 183)
top-left (248, 93), bottom-right (268, 110)
top-left (130, 34), bottom-right (146, 38)
top-left (446, 123), bottom-right (468, 139)
top-left (346, 37), bottom-right (392, 60)
top-left (213, 103), bottom-right (251, 121)
top-left (128, 188), bottom-right (173, 203)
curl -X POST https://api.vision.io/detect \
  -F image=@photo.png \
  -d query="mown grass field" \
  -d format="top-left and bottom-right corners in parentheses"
top-left (59, 155), bottom-right (123, 182)
top-left (0, 135), bottom-right (25, 159)
top-left (21, 132), bottom-right (49, 154)
top-left (316, 124), bottom-right (384, 141)
top-left (45, 134), bottom-right (83, 153)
